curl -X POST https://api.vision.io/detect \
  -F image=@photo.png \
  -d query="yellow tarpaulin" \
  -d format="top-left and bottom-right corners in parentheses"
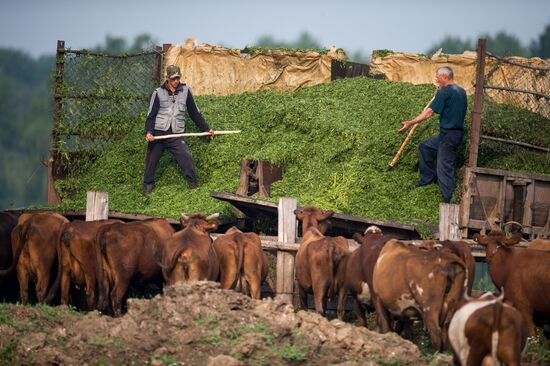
top-left (370, 51), bottom-right (550, 119)
top-left (164, 42), bottom-right (346, 96)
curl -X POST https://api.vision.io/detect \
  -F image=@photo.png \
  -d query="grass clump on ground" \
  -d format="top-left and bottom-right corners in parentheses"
top-left (53, 77), bottom-right (550, 226)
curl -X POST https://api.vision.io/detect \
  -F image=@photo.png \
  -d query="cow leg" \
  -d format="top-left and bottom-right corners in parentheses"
top-left (516, 305), bottom-right (537, 337)
top-left (35, 270), bottom-right (51, 303)
top-left (298, 286), bottom-right (308, 311)
top-left (16, 265), bottom-right (30, 305)
top-left (373, 295), bottom-right (391, 333)
top-left (219, 267), bottom-right (237, 290)
top-left (60, 267), bottom-right (71, 305)
top-left (352, 297), bottom-right (367, 327)
top-left (311, 281), bottom-right (328, 315)
top-left (336, 286), bottom-right (347, 321)
top-left (424, 310), bottom-right (443, 351)
top-left (111, 275), bottom-right (129, 316)
top-left (84, 274), bottom-right (96, 310)
top-left (246, 272), bottom-right (262, 300)
top-left (465, 347), bottom-right (487, 366)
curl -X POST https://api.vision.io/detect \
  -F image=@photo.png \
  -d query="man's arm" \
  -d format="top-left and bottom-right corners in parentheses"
top-left (145, 91), bottom-right (160, 142)
top-left (399, 107), bottom-right (434, 132)
top-left (186, 90), bottom-right (214, 136)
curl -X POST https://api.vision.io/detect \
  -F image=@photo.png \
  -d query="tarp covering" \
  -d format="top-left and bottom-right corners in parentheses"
top-left (164, 42), bottom-right (346, 96)
top-left (370, 51), bottom-right (550, 119)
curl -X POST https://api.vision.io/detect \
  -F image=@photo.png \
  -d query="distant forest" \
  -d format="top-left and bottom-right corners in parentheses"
top-left (0, 25), bottom-right (549, 210)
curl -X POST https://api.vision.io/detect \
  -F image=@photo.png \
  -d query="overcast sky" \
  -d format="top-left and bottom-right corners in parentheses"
top-left (1, 0), bottom-right (549, 58)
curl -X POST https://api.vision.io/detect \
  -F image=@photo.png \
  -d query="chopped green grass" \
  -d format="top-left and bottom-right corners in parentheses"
top-left (51, 77), bottom-right (550, 226)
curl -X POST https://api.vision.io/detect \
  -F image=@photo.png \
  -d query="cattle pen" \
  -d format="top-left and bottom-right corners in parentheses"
top-left (8, 190), bottom-right (494, 311)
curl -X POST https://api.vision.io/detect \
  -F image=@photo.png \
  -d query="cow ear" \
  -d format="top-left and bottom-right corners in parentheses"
top-left (472, 233), bottom-right (489, 246)
top-left (319, 210), bottom-right (335, 221)
top-left (205, 220), bottom-right (219, 232)
top-left (294, 208), bottom-right (304, 220)
top-left (353, 232), bottom-right (364, 244)
top-left (499, 232), bottom-right (522, 247)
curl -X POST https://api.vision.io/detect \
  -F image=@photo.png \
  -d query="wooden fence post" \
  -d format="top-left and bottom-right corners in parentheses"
top-left (439, 203), bottom-right (461, 240)
top-left (86, 191), bottom-right (109, 221)
top-left (277, 197), bottom-right (297, 304)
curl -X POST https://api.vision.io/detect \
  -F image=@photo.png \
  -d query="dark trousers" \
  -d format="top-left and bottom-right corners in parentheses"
top-left (143, 137), bottom-right (197, 184)
top-left (418, 129), bottom-right (464, 203)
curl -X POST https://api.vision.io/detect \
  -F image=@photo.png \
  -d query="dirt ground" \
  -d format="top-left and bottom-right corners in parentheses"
top-left (0, 282), bottom-right (548, 366)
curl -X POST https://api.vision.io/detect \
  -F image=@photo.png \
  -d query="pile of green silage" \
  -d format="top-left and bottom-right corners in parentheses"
top-left (54, 77), bottom-right (550, 226)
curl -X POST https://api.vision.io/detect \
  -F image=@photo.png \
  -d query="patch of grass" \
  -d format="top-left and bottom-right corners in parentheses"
top-left (151, 354), bottom-right (178, 366)
top-left (195, 315), bottom-right (220, 326)
top-left (279, 341), bottom-right (308, 362)
top-left (524, 335), bottom-right (550, 363)
top-left (0, 304), bottom-right (14, 326)
top-left (0, 340), bottom-right (17, 364)
top-left (33, 303), bottom-right (61, 320)
top-left (199, 331), bottom-right (224, 347)
top-left (88, 336), bottom-right (111, 347)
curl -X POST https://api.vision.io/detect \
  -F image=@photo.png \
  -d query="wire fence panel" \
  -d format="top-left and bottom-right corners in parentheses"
top-left (51, 46), bottom-right (161, 179)
top-left (484, 53), bottom-right (550, 119)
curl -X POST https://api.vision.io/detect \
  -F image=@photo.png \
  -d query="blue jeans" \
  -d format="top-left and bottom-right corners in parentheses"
top-left (418, 129), bottom-right (464, 203)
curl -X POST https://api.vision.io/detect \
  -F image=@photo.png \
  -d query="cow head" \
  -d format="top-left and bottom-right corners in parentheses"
top-left (294, 206), bottom-right (334, 234)
top-left (353, 225), bottom-right (383, 245)
top-left (180, 213), bottom-right (219, 233)
top-left (473, 229), bottom-right (522, 248)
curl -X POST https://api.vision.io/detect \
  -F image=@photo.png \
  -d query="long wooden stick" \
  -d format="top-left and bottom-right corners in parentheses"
top-left (388, 124), bottom-right (419, 169)
top-left (388, 95), bottom-right (436, 170)
top-left (152, 130), bottom-right (241, 141)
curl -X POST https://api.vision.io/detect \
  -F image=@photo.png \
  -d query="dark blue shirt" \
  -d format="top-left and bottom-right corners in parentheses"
top-left (429, 84), bottom-right (467, 130)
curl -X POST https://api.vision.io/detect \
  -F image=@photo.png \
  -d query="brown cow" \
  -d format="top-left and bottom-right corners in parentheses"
top-left (294, 206), bottom-right (349, 315)
top-left (213, 227), bottom-right (267, 299)
top-left (160, 213), bottom-right (220, 286)
top-left (527, 238), bottom-right (550, 251)
top-left (473, 229), bottom-right (550, 336)
top-left (336, 226), bottom-right (399, 326)
top-left (46, 219), bottom-right (121, 309)
top-left (3, 212), bottom-right (68, 304)
top-left (0, 212), bottom-right (18, 301)
top-left (373, 239), bottom-right (466, 351)
top-left (448, 292), bottom-right (528, 366)
top-left (96, 218), bottom-right (174, 315)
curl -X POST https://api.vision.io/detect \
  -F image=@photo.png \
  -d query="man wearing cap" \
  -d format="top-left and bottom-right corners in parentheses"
top-left (399, 66), bottom-right (467, 203)
top-left (143, 64), bottom-right (214, 196)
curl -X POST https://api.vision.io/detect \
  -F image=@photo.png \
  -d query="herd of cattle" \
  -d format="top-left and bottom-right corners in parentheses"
top-left (0, 207), bottom-right (549, 365)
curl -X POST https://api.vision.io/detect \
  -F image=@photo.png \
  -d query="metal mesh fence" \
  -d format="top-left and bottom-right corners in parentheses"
top-left (484, 53), bottom-right (550, 119)
top-left (51, 47), bottom-right (161, 178)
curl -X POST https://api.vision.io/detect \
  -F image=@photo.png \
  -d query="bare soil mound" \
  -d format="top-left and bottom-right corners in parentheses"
top-left (0, 281), bottom-right (440, 365)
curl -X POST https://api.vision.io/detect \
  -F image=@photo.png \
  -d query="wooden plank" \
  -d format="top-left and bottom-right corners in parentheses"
top-left (468, 38), bottom-right (486, 168)
top-left (439, 203), bottom-right (461, 240)
top-left (86, 192), bottom-right (109, 221)
top-left (276, 198), bottom-right (297, 303)
top-left (469, 166), bottom-right (550, 182)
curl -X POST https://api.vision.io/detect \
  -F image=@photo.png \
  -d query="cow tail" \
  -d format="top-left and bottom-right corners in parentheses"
top-left (441, 259), bottom-right (466, 329)
top-left (95, 226), bottom-right (108, 312)
top-left (45, 221), bottom-right (69, 304)
top-left (235, 233), bottom-right (245, 292)
top-left (0, 220), bottom-right (29, 277)
top-left (491, 298), bottom-right (503, 361)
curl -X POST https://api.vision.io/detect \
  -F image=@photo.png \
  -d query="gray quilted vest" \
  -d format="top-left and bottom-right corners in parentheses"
top-left (153, 85), bottom-right (189, 133)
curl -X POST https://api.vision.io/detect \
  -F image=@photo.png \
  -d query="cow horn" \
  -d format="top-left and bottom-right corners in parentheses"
top-left (181, 213), bottom-right (190, 221)
top-left (206, 213), bottom-right (219, 220)
top-left (497, 287), bottom-right (505, 302)
top-left (364, 225), bottom-right (381, 234)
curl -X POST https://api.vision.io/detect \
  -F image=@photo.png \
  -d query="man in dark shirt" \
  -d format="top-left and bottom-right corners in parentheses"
top-left (143, 64), bottom-right (214, 196)
top-left (399, 66), bottom-right (467, 203)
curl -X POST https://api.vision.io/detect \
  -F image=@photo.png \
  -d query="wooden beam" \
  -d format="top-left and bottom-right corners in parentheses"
top-left (468, 38), bottom-right (486, 168)
top-left (276, 197), bottom-right (297, 304)
top-left (86, 192), bottom-right (109, 221)
top-left (439, 203), bottom-right (461, 240)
